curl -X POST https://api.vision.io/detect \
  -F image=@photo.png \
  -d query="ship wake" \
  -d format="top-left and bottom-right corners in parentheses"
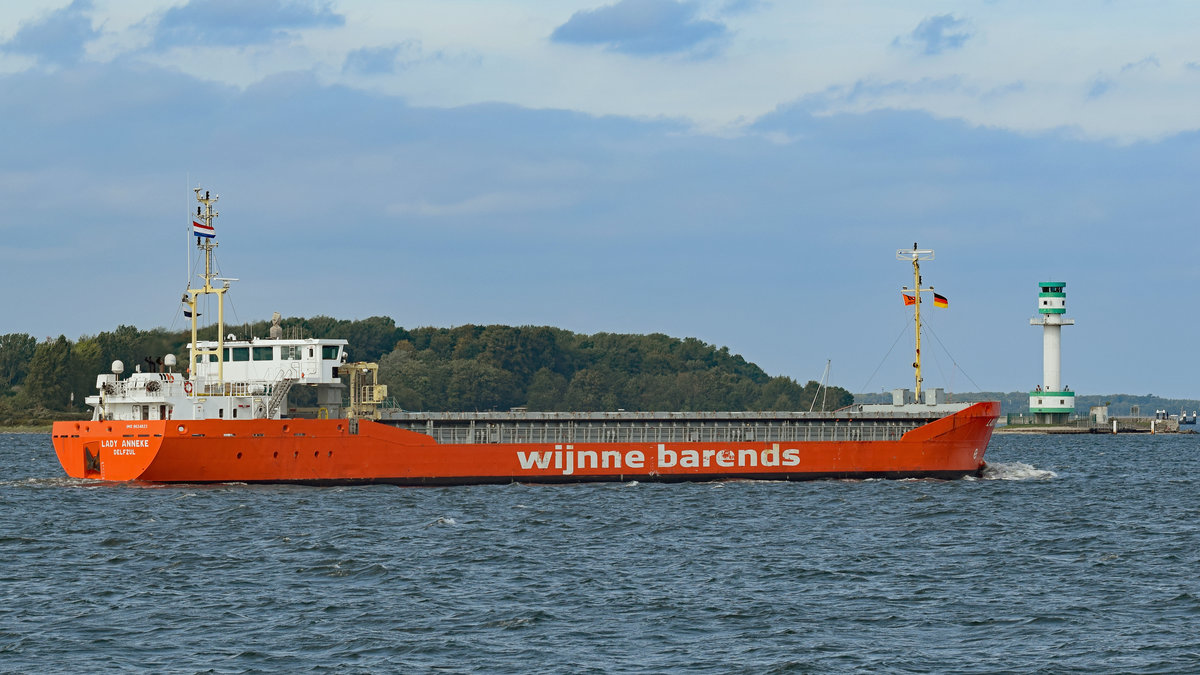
top-left (980, 461), bottom-right (1057, 481)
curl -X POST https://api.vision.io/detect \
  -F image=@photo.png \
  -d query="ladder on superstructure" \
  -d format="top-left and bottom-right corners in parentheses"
top-left (266, 375), bottom-right (298, 418)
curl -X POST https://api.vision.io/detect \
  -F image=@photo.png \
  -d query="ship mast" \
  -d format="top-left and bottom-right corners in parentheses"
top-left (897, 243), bottom-right (935, 401)
top-left (185, 187), bottom-right (228, 392)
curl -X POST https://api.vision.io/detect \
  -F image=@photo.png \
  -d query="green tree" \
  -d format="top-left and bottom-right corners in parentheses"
top-left (26, 336), bottom-right (73, 409)
top-left (526, 367), bottom-right (568, 411)
top-left (342, 316), bottom-right (401, 362)
top-left (446, 358), bottom-right (519, 411)
top-left (0, 333), bottom-right (36, 390)
top-left (71, 338), bottom-right (103, 409)
top-left (564, 368), bottom-right (620, 411)
top-left (94, 325), bottom-right (145, 373)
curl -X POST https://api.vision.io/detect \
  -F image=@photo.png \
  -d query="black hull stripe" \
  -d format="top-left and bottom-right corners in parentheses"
top-left (148, 469), bottom-right (983, 487)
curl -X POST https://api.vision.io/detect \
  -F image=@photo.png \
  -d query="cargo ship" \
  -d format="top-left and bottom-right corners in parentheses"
top-left (51, 190), bottom-right (998, 485)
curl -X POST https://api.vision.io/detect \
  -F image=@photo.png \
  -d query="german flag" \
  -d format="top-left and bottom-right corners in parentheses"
top-left (933, 293), bottom-right (949, 308)
top-left (902, 293), bottom-right (916, 305)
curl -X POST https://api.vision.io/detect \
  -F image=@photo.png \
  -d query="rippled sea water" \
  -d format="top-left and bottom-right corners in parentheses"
top-left (2, 432), bottom-right (1199, 673)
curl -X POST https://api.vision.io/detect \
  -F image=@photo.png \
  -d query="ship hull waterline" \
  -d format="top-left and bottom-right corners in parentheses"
top-left (52, 402), bottom-right (999, 486)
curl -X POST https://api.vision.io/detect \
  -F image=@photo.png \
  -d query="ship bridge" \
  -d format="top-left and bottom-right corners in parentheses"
top-left (189, 337), bottom-right (347, 386)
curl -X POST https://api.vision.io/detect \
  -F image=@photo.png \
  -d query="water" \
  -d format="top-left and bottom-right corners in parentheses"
top-left (2, 432), bottom-right (1199, 673)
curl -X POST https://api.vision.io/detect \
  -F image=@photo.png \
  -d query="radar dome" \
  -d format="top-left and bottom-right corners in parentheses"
top-left (112, 360), bottom-right (124, 375)
top-left (164, 354), bottom-right (177, 367)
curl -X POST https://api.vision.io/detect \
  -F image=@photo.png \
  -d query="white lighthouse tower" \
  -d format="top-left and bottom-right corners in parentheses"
top-left (1030, 281), bottom-right (1074, 424)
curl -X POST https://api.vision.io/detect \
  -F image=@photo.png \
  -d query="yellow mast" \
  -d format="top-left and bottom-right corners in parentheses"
top-left (185, 188), bottom-right (227, 394)
top-left (897, 244), bottom-right (935, 401)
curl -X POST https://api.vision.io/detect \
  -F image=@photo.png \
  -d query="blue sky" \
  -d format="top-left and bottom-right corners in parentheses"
top-left (2, 0), bottom-right (1199, 398)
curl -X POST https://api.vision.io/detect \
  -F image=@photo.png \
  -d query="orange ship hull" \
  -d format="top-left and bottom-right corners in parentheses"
top-left (51, 402), bottom-right (998, 484)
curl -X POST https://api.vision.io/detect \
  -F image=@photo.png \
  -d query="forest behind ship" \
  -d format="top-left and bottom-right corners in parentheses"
top-left (0, 317), bottom-right (852, 425)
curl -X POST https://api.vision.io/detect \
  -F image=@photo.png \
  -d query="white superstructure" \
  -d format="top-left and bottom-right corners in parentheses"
top-left (87, 337), bottom-right (348, 422)
top-left (82, 186), bottom-right (369, 423)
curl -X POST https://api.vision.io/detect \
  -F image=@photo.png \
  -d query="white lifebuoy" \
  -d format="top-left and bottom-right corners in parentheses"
top-left (184, 381), bottom-right (194, 395)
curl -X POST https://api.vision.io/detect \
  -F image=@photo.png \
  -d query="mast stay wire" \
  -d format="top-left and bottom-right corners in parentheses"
top-left (809, 359), bottom-right (831, 412)
top-left (921, 316), bottom-right (983, 392)
top-left (168, 244), bottom-right (204, 334)
top-left (170, 244), bottom-right (239, 341)
top-left (859, 316), bottom-right (914, 395)
top-left (921, 317), bottom-right (951, 393)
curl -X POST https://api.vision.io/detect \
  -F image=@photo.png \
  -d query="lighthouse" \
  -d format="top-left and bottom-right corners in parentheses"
top-left (1029, 282), bottom-right (1074, 424)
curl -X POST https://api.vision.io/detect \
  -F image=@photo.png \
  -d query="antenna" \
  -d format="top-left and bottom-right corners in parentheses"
top-left (184, 185), bottom-right (231, 389)
top-left (897, 243), bottom-right (936, 400)
top-left (896, 245), bottom-right (934, 261)
top-left (186, 173), bottom-right (191, 292)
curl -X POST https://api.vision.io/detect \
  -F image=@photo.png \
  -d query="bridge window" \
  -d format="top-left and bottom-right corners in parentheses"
top-left (232, 347), bottom-right (249, 362)
top-left (253, 347), bottom-right (273, 361)
top-left (322, 346), bottom-right (340, 360)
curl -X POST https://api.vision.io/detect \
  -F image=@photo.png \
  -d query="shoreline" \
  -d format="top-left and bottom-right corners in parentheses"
top-left (995, 426), bottom-right (1092, 435)
top-left (996, 426), bottom-right (1196, 435)
top-left (0, 425), bottom-right (53, 434)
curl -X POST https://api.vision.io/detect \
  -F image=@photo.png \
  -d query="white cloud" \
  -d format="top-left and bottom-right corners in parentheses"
top-left (893, 14), bottom-right (973, 56)
top-left (550, 0), bottom-right (727, 56)
top-left (0, 0), bottom-right (97, 66)
top-left (150, 0), bottom-right (344, 49)
top-left (3, 40), bottom-right (1200, 394)
top-left (4, 2), bottom-right (1200, 141)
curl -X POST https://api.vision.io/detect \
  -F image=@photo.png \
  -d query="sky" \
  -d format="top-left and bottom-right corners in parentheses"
top-left (2, 0), bottom-right (1199, 398)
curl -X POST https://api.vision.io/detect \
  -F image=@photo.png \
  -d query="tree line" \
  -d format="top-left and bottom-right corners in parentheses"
top-left (0, 317), bottom-right (853, 424)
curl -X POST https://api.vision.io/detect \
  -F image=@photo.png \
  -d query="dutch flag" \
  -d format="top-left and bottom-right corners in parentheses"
top-left (193, 220), bottom-right (215, 239)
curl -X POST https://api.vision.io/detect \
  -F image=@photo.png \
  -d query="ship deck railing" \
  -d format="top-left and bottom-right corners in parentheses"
top-left (101, 377), bottom-right (284, 399)
top-left (377, 409), bottom-right (943, 444)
